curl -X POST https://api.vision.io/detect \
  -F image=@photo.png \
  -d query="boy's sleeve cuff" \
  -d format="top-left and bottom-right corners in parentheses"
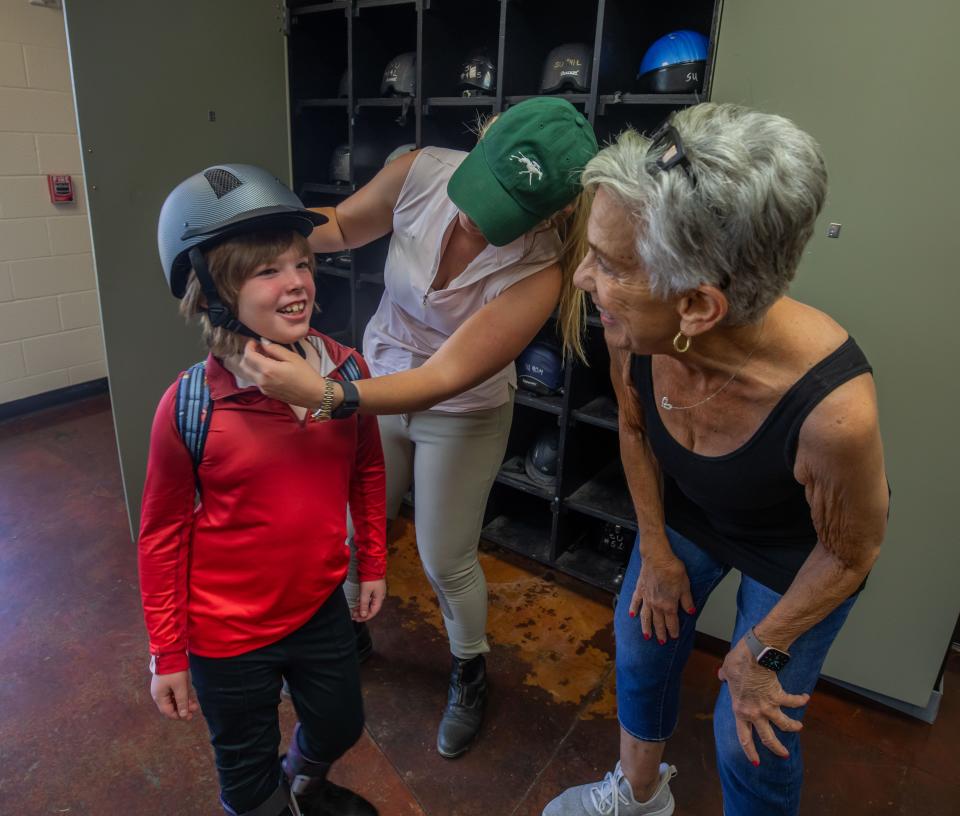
top-left (150, 651), bottom-right (189, 675)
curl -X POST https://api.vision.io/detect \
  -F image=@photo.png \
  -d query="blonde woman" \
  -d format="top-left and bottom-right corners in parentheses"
top-left (239, 96), bottom-right (598, 758)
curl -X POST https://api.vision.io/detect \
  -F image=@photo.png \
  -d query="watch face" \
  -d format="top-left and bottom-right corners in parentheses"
top-left (758, 648), bottom-right (790, 672)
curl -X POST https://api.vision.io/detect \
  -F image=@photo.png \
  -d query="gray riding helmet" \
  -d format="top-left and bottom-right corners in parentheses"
top-left (524, 425), bottom-right (560, 487)
top-left (384, 143), bottom-right (416, 166)
top-left (158, 164), bottom-right (326, 299)
top-left (329, 143), bottom-right (351, 184)
top-left (381, 52), bottom-right (416, 96)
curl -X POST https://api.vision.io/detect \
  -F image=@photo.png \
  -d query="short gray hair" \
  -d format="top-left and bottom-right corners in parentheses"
top-left (582, 103), bottom-right (828, 325)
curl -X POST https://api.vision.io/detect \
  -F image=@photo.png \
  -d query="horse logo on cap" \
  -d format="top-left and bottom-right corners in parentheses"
top-left (510, 152), bottom-right (544, 186)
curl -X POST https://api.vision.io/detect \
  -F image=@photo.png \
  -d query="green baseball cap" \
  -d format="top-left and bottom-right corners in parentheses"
top-left (447, 96), bottom-right (599, 247)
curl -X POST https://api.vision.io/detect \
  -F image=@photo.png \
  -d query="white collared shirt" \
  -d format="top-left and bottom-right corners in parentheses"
top-left (362, 147), bottom-right (561, 412)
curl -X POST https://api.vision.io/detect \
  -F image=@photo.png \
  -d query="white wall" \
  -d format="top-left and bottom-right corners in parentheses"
top-left (0, 0), bottom-right (105, 405)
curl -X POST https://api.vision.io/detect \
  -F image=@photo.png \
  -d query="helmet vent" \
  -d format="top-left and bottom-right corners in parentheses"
top-left (204, 168), bottom-right (242, 199)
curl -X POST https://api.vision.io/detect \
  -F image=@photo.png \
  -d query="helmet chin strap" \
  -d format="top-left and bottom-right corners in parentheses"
top-left (189, 246), bottom-right (307, 359)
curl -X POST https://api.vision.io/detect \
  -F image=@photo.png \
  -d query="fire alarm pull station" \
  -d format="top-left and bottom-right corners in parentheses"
top-left (48, 175), bottom-right (74, 203)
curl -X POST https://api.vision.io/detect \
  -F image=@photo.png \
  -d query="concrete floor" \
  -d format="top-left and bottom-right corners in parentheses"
top-left (1, 394), bottom-right (957, 815)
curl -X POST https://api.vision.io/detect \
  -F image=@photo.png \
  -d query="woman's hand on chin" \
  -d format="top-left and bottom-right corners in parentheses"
top-left (238, 338), bottom-right (325, 407)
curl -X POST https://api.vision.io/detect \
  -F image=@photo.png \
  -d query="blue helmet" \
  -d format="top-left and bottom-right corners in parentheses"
top-left (517, 340), bottom-right (563, 395)
top-left (637, 30), bottom-right (709, 93)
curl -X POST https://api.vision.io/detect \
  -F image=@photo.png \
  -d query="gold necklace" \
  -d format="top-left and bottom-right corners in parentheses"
top-left (660, 323), bottom-right (765, 412)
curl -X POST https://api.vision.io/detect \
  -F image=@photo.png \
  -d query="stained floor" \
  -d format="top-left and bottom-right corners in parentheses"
top-left (1, 394), bottom-right (958, 815)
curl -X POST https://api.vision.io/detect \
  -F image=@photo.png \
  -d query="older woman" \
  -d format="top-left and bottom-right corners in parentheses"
top-left (543, 103), bottom-right (888, 816)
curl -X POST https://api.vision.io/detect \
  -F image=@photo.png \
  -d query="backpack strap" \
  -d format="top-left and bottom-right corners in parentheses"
top-left (334, 352), bottom-right (364, 383)
top-left (175, 361), bottom-right (213, 471)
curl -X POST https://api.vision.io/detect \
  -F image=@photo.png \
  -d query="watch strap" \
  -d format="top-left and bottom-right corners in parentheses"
top-left (331, 377), bottom-right (360, 419)
top-left (744, 627), bottom-right (766, 660)
top-left (744, 627), bottom-right (791, 671)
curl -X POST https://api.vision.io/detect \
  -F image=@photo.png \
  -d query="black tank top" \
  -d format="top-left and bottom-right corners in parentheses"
top-left (630, 336), bottom-right (872, 594)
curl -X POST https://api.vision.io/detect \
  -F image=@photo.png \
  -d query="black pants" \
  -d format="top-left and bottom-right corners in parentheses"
top-left (190, 589), bottom-right (364, 814)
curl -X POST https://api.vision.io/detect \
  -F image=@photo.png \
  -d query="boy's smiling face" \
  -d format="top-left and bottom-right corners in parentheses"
top-left (236, 244), bottom-right (315, 344)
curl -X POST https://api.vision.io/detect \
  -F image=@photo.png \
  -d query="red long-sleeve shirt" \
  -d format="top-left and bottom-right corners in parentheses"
top-left (138, 332), bottom-right (386, 674)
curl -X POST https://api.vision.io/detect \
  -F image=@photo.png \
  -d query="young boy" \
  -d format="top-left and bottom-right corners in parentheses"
top-left (140, 164), bottom-right (386, 816)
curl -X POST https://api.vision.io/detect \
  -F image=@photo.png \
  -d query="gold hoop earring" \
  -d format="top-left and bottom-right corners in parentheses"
top-left (673, 331), bottom-right (691, 353)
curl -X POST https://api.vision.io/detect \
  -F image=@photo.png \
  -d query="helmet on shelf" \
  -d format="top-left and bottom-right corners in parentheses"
top-left (636, 30), bottom-right (709, 93)
top-left (540, 43), bottom-right (593, 94)
top-left (458, 52), bottom-right (496, 97)
top-left (381, 52), bottom-right (416, 96)
top-left (384, 143), bottom-right (417, 166)
top-left (524, 425), bottom-right (560, 487)
top-left (329, 143), bottom-right (351, 184)
top-left (517, 340), bottom-right (563, 396)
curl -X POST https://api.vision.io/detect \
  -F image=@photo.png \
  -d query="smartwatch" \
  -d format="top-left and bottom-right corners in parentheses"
top-left (744, 627), bottom-right (791, 672)
top-left (331, 378), bottom-right (360, 420)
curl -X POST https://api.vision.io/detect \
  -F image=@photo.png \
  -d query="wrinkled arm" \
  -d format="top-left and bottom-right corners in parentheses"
top-left (754, 374), bottom-right (888, 650)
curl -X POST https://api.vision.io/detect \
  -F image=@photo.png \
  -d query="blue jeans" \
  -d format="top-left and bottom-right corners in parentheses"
top-left (615, 527), bottom-right (856, 816)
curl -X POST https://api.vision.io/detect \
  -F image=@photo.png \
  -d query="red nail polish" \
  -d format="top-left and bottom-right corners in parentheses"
top-left (658, 639), bottom-right (666, 645)
top-left (752, 760), bottom-right (760, 767)
top-left (643, 632), bottom-right (651, 640)
top-left (629, 611), bottom-right (636, 618)
top-left (688, 607), bottom-right (697, 614)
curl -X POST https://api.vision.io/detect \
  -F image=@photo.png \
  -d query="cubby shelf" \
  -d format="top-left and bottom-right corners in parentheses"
top-left (480, 514), bottom-right (553, 567)
top-left (317, 264), bottom-right (352, 280)
top-left (571, 395), bottom-right (618, 431)
top-left (514, 390), bottom-right (563, 416)
top-left (597, 92), bottom-right (701, 113)
top-left (554, 544), bottom-right (626, 593)
top-left (504, 93), bottom-right (590, 106)
top-left (356, 97), bottom-right (416, 108)
top-left (356, 0), bottom-right (416, 9)
top-left (291, 1), bottom-right (349, 17)
top-left (286, 0), bottom-right (720, 592)
top-left (301, 182), bottom-right (356, 196)
top-left (566, 462), bottom-right (637, 530)
top-left (296, 99), bottom-right (350, 111)
top-left (423, 97), bottom-right (496, 113)
top-left (495, 466), bottom-right (555, 501)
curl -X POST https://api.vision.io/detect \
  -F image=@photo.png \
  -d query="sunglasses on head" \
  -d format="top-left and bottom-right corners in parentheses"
top-left (648, 119), bottom-right (731, 290)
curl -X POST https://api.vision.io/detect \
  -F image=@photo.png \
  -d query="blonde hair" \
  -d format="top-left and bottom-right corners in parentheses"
top-left (475, 113), bottom-right (589, 362)
top-left (179, 230), bottom-right (314, 358)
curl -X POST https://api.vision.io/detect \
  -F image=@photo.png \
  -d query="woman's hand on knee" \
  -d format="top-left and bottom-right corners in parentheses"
top-left (150, 670), bottom-right (200, 722)
top-left (629, 552), bottom-right (695, 645)
top-left (718, 640), bottom-right (810, 764)
top-left (354, 579), bottom-right (387, 622)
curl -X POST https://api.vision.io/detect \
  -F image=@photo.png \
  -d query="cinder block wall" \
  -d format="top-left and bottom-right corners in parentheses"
top-left (0, 0), bottom-right (104, 405)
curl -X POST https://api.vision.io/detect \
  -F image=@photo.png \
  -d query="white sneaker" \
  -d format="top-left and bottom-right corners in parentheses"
top-left (541, 761), bottom-right (677, 816)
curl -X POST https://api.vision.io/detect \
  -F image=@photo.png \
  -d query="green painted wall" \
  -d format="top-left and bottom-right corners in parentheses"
top-left (64, 0), bottom-right (290, 534)
top-left (697, 0), bottom-right (959, 706)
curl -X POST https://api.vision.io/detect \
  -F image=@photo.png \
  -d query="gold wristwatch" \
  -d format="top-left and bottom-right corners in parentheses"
top-left (309, 379), bottom-right (337, 422)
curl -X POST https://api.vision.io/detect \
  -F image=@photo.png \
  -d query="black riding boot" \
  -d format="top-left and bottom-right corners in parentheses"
top-left (436, 654), bottom-right (487, 759)
top-left (282, 724), bottom-right (378, 816)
